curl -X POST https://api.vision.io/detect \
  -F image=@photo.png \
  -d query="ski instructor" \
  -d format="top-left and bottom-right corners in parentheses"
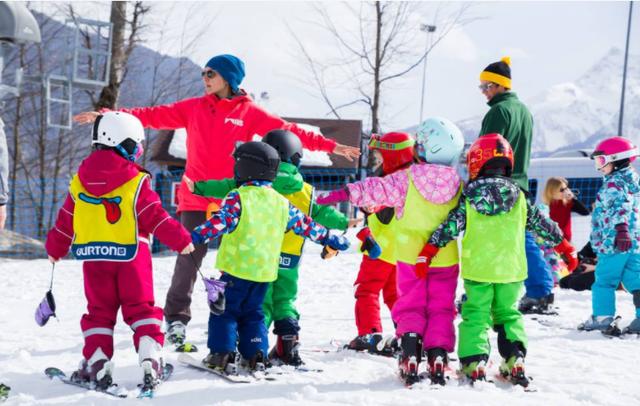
top-left (74, 53), bottom-right (361, 345)
top-left (477, 56), bottom-right (560, 313)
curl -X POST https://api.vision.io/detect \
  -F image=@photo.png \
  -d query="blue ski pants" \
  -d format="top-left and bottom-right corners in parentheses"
top-left (207, 273), bottom-right (269, 359)
top-left (592, 252), bottom-right (640, 317)
top-left (524, 232), bottom-right (554, 299)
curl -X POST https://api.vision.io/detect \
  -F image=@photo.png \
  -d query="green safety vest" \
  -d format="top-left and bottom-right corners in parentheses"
top-left (461, 192), bottom-right (527, 283)
top-left (216, 186), bottom-right (289, 282)
top-left (395, 173), bottom-right (460, 266)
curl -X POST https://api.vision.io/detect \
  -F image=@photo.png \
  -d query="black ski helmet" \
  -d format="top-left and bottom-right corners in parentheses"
top-left (233, 141), bottom-right (281, 185)
top-left (262, 129), bottom-right (303, 167)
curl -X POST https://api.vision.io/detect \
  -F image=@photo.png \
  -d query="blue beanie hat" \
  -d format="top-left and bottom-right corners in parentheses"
top-left (205, 54), bottom-right (245, 92)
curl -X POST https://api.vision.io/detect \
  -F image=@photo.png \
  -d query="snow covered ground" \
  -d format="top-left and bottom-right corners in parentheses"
top-left (1, 226), bottom-right (639, 405)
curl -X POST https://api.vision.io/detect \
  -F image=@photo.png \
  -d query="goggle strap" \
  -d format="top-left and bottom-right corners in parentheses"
top-left (368, 138), bottom-right (415, 151)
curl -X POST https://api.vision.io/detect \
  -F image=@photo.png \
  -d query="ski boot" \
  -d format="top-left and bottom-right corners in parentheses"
top-left (165, 320), bottom-right (186, 345)
top-left (269, 334), bottom-right (304, 367)
top-left (70, 348), bottom-right (114, 390)
top-left (623, 317), bottom-right (640, 335)
top-left (0, 383), bottom-right (10, 401)
top-left (346, 333), bottom-right (398, 357)
top-left (499, 352), bottom-right (529, 387)
top-left (139, 336), bottom-right (165, 389)
top-left (426, 347), bottom-right (448, 386)
top-left (518, 293), bottom-right (555, 315)
top-left (460, 357), bottom-right (488, 384)
top-left (398, 333), bottom-right (422, 386)
top-left (578, 315), bottom-right (616, 332)
top-left (204, 352), bottom-right (238, 375)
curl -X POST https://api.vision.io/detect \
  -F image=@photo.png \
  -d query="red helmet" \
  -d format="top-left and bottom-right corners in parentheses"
top-left (467, 133), bottom-right (514, 180)
top-left (591, 136), bottom-right (638, 169)
top-left (369, 132), bottom-right (415, 174)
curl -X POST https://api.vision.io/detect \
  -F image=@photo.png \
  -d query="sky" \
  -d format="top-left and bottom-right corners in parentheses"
top-left (35, 1), bottom-right (639, 132)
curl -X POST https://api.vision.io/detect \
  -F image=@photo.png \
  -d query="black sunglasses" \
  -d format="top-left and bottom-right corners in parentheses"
top-left (201, 70), bottom-right (217, 79)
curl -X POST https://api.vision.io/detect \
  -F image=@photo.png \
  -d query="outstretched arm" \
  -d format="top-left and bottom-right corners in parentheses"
top-left (428, 196), bottom-right (468, 248)
top-left (191, 191), bottom-right (242, 244)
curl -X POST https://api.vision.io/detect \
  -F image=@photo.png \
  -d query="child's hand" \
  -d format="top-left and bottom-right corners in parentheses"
top-left (348, 218), bottom-right (364, 228)
top-left (356, 227), bottom-right (381, 259)
top-left (48, 255), bottom-right (59, 264)
top-left (72, 111), bottom-right (100, 124)
top-left (181, 243), bottom-right (195, 255)
top-left (614, 224), bottom-right (632, 252)
top-left (554, 239), bottom-right (578, 272)
top-left (183, 175), bottom-right (195, 193)
top-left (415, 244), bottom-right (439, 278)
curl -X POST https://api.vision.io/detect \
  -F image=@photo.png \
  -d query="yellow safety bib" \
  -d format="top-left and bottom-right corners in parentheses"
top-left (69, 172), bottom-right (147, 261)
top-left (279, 182), bottom-right (313, 269)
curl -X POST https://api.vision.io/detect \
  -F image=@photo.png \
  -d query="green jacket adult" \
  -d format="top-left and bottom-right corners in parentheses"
top-left (480, 92), bottom-right (533, 192)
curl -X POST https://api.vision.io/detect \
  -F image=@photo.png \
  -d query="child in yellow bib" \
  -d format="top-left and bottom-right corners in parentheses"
top-left (191, 141), bottom-right (350, 375)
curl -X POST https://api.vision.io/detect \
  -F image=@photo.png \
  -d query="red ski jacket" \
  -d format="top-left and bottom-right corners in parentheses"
top-left (119, 92), bottom-right (338, 212)
top-left (45, 150), bottom-right (191, 260)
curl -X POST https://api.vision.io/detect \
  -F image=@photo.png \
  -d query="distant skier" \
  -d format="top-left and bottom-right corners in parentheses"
top-left (45, 112), bottom-right (194, 390)
top-left (184, 130), bottom-right (360, 366)
top-left (342, 132), bottom-right (416, 356)
top-left (318, 118), bottom-right (465, 386)
top-left (190, 141), bottom-right (350, 375)
top-left (422, 134), bottom-right (577, 386)
top-left (73, 53), bottom-right (360, 346)
top-left (579, 137), bottom-right (640, 335)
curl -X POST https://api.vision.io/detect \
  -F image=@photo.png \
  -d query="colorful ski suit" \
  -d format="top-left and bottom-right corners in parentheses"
top-left (340, 163), bottom-right (462, 351)
top-left (590, 167), bottom-right (640, 318)
top-left (191, 180), bottom-right (336, 358)
top-left (45, 150), bottom-right (192, 360)
top-left (536, 204), bottom-right (569, 284)
top-left (428, 176), bottom-right (563, 362)
top-left (193, 162), bottom-right (348, 336)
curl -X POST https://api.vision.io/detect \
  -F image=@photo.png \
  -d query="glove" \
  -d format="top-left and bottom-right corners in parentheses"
top-left (203, 278), bottom-right (226, 316)
top-left (415, 243), bottom-right (439, 279)
top-left (321, 233), bottom-right (350, 259)
top-left (554, 239), bottom-right (578, 272)
top-left (316, 188), bottom-right (349, 205)
top-left (356, 227), bottom-right (381, 259)
top-left (191, 230), bottom-right (207, 245)
top-left (614, 223), bottom-right (633, 252)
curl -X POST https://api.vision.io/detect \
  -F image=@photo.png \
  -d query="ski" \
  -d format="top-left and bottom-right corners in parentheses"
top-left (178, 353), bottom-right (252, 383)
top-left (137, 362), bottom-right (173, 399)
top-left (530, 316), bottom-right (576, 331)
top-left (44, 367), bottom-right (128, 398)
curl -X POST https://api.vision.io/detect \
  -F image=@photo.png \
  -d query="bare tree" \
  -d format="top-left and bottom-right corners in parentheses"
top-left (292, 1), bottom-right (478, 133)
top-left (84, 1), bottom-right (151, 110)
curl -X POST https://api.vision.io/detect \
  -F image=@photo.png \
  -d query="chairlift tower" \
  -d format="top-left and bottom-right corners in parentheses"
top-left (0, 1), bottom-right (112, 130)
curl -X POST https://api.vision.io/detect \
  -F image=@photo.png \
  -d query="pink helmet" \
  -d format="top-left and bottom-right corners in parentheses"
top-left (591, 136), bottom-right (638, 169)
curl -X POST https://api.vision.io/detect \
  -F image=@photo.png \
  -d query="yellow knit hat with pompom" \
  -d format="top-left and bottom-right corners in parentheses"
top-left (480, 56), bottom-right (512, 89)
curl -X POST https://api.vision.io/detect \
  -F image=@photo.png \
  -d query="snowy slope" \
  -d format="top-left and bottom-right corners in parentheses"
top-left (452, 48), bottom-right (640, 156)
top-left (1, 226), bottom-right (639, 405)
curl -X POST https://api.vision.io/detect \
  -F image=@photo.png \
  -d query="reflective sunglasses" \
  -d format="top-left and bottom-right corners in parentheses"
top-left (478, 83), bottom-right (497, 92)
top-left (201, 70), bottom-right (217, 79)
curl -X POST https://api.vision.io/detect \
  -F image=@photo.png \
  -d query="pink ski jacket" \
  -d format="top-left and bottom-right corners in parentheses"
top-left (345, 164), bottom-right (461, 218)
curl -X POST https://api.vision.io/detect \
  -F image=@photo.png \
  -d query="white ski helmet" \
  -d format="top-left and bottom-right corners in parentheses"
top-left (91, 111), bottom-right (145, 148)
top-left (414, 117), bottom-right (465, 166)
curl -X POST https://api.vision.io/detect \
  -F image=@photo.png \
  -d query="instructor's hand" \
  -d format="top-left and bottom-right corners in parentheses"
top-left (73, 111), bottom-right (100, 125)
top-left (181, 243), bottom-right (195, 255)
top-left (333, 143), bottom-right (361, 162)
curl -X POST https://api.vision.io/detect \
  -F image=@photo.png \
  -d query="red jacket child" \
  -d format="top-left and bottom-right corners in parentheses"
top-left (45, 112), bottom-right (193, 386)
